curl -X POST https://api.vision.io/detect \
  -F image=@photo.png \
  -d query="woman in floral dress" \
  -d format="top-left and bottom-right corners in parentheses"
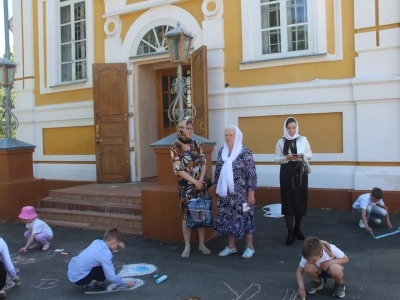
top-left (170, 119), bottom-right (212, 258)
top-left (214, 125), bottom-right (257, 259)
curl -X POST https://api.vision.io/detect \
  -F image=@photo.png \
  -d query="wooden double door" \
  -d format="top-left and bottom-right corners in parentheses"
top-left (93, 46), bottom-right (209, 183)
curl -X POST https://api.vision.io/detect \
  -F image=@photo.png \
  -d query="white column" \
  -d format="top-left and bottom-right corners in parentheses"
top-left (353, 0), bottom-right (400, 191)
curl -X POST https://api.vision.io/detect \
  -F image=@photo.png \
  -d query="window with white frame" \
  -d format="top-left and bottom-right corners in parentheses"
top-left (136, 25), bottom-right (171, 55)
top-left (261, 0), bottom-right (308, 55)
top-left (59, 0), bottom-right (87, 82)
top-left (240, 0), bottom-right (337, 69)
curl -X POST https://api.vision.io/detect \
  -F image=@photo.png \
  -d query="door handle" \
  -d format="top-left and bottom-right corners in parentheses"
top-left (96, 139), bottom-right (103, 144)
top-left (199, 122), bottom-right (205, 130)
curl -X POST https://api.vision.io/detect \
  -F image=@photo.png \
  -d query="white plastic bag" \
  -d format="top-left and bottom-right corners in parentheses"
top-left (262, 203), bottom-right (284, 218)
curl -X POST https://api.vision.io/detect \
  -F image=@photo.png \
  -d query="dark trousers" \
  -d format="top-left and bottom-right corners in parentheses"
top-left (0, 261), bottom-right (7, 290)
top-left (74, 266), bottom-right (105, 286)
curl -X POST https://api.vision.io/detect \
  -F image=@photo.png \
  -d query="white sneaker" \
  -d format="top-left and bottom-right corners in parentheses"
top-left (42, 243), bottom-right (50, 251)
top-left (359, 220), bottom-right (365, 228)
top-left (241, 247), bottom-right (255, 259)
top-left (372, 218), bottom-right (381, 224)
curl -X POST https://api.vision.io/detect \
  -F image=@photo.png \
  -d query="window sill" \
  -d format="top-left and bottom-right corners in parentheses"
top-left (239, 52), bottom-right (342, 70)
top-left (49, 79), bottom-right (88, 88)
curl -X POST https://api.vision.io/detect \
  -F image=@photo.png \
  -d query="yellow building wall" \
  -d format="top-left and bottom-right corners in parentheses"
top-left (43, 126), bottom-right (95, 155)
top-left (32, 1), bottom-right (106, 106)
top-left (239, 113), bottom-right (343, 154)
top-left (224, 0), bottom-right (356, 87)
top-left (32, 0), bottom-right (203, 107)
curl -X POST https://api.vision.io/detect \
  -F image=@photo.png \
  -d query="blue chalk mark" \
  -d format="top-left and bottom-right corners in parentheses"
top-left (371, 227), bottom-right (400, 239)
top-left (133, 266), bottom-right (148, 272)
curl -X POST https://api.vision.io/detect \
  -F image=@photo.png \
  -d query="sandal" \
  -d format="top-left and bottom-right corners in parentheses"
top-left (198, 244), bottom-right (211, 255)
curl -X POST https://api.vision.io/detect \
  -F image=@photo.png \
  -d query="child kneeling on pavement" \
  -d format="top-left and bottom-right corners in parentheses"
top-left (352, 187), bottom-right (392, 233)
top-left (67, 228), bottom-right (134, 294)
top-left (296, 236), bottom-right (348, 299)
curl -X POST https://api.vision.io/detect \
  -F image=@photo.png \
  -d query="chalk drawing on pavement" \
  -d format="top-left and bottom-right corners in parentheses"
top-left (223, 282), bottom-right (261, 300)
top-left (31, 279), bottom-right (59, 290)
top-left (11, 251), bottom-right (57, 265)
top-left (371, 227), bottom-right (400, 239)
top-left (105, 263), bottom-right (156, 293)
top-left (117, 263), bottom-right (157, 277)
top-left (106, 278), bottom-right (144, 293)
top-left (64, 250), bottom-right (82, 264)
top-left (282, 288), bottom-right (300, 300)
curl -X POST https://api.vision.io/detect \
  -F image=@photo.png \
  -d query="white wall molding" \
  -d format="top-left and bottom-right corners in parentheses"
top-left (34, 164), bottom-right (96, 181)
top-left (119, 5), bottom-right (203, 62)
top-left (103, 0), bottom-right (187, 17)
top-left (202, 0), bottom-right (222, 19)
top-left (354, 167), bottom-right (400, 191)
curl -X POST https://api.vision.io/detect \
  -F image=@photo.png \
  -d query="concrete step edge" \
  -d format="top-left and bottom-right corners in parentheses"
top-left (39, 197), bottom-right (142, 209)
top-left (42, 219), bottom-right (142, 236)
top-left (47, 191), bottom-right (142, 200)
top-left (36, 208), bottom-right (142, 221)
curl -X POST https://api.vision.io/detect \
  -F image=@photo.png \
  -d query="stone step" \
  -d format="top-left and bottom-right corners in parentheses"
top-left (41, 219), bottom-right (141, 235)
top-left (35, 208), bottom-right (142, 231)
top-left (38, 197), bottom-right (142, 216)
top-left (47, 191), bottom-right (141, 205)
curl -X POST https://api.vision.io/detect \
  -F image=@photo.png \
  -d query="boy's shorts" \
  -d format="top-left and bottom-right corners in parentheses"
top-left (318, 270), bottom-right (332, 279)
top-left (318, 265), bottom-right (344, 279)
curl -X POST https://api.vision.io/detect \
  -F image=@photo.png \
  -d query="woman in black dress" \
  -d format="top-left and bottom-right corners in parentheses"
top-left (274, 117), bottom-right (312, 246)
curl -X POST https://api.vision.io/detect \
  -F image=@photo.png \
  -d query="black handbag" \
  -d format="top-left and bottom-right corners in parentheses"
top-left (186, 194), bottom-right (213, 229)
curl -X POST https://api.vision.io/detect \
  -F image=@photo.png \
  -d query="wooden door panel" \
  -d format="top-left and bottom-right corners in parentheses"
top-left (191, 45), bottom-right (208, 138)
top-left (102, 145), bottom-right (127, 182)
top-left (101, 123), bottom-right (123, 138)
top-left (98, 68), bottom-right (125, 115)
top-left (93, 63), bottom-right (130, 183)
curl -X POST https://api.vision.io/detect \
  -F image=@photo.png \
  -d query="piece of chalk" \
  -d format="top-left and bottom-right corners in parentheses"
top-left (61, 252), bottom-right (68, 255)
top-left (153, 274), bottom-right (159, 278)
top-left (155, 275), bottom-right (168, 284)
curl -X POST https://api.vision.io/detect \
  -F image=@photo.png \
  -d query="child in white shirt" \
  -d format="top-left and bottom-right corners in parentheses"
top-left (352, 187), bottom-right (392, 233)
top-left (18, 206), bottom-right (53, 252)
top-left (296, 236), bottom-right (348, 299)
top-left (0, 236), bottom-right (21, 298)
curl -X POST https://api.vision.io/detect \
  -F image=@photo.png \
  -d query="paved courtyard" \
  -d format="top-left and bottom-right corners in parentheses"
top-left (2, 207), bottom-right (400, 300)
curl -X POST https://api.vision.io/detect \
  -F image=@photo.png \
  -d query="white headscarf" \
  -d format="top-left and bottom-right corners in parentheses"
top-left (283, 117), bottom-right (299, 140)
top-left (216, 125), bottom-right (243, 197)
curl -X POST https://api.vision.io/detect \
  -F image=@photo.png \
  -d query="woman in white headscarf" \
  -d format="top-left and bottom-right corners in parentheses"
top-left (214, 125), bottom-right (257, 259)
top-left (274, 117), bottom-right (312, 246)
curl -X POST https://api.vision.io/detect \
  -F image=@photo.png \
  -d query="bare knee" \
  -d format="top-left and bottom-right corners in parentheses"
top-left (328, 264), bottom-right (344, 281)
top-left (304, 263), bottom-right (321, 277)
